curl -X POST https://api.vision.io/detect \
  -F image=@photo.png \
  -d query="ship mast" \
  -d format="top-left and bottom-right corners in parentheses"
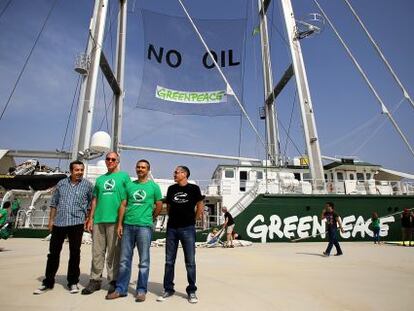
top-left (280, 0), bottom-right (325, 192)
top-left (258, 0), bottom-right (280, 166)
top-left (72, 0), bottom-right (127, 160)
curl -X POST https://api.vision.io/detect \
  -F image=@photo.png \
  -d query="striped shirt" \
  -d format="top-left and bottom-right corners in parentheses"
top-left (50, 177), bottom-right (93, 227)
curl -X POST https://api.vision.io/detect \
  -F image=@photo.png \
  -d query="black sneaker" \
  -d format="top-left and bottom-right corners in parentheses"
top-left (334, 252), bottom-right (343, 256)
top-left (81, 279), bottom-right (101, 295)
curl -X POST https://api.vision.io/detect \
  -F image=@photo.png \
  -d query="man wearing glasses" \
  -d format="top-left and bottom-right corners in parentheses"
top-left (82, 152), bottom-right (130, 295)
top-left (157, 166), bottom-right (204, 304)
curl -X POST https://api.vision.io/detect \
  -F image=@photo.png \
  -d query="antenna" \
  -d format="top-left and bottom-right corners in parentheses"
top-left (295, 13), bottom-right (325, 40)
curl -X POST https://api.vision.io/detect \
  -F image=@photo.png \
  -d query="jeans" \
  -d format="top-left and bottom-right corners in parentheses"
top-left (325, 227), bottom-right (342, 255)
top-left (163, 225), bottom-right (197, 294)
top-left (43, 224), bottom-right (84, 288)
top-left (373, 227), bottom-right (380, 243)
top-left (116, 224), bottom-right (152, 295)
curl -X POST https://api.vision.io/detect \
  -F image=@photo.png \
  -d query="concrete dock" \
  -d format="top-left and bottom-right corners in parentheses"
top-left (0, 238), bottom-right (413, 311)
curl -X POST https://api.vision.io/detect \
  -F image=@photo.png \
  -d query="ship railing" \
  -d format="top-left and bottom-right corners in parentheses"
top-left (403, 182), bottom-right (414, 195)
top-left (228, 181), bottom-right (261, 218)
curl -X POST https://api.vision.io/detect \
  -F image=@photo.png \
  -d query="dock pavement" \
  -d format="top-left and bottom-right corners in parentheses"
top-left (0, 238), bottom-right (413, 311)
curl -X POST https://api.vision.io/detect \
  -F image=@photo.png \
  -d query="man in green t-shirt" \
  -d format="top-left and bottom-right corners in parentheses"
top-left (106, 159), bottom-right (162, 302)
top-left (82, 152), bottom-right (131, 295)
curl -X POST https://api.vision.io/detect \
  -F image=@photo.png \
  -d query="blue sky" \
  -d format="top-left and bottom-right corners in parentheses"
top-left (0, 0), bottom-right (413, 182)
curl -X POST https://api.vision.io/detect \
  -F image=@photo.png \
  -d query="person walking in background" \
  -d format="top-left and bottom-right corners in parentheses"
top-left (371, 212), bottom-right (381, 244)
top-left (33, 160), bottom-right (93, 295)
top-left (82, 151), bottom-right (130, 295)
top-left (221, 207), bottom-right (235, 248)
top-left (106, 159), bottom-right (163, 302)
top-left (321, 202), bottom-right (344, 257)
top-left (157, 166), bottom-right (204, 304)
top-left (401, 208), bottom-right (412, 247)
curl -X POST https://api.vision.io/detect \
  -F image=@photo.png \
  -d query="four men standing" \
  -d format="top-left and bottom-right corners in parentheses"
top-left (34, 156), bottom-right (204, 304)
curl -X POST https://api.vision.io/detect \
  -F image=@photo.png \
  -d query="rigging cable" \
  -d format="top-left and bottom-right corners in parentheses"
top-left (98, 70), bottom-right (111, 132)
top-left (0, 0), bottom-right (12, 20)
top-left (313, 0), bottom-right (414, 159)
top-left (58, 76), bottom-right (82, 169)
top-left (343, 0), bottom-right (414, 110)
top-left (0, 0), bottom-right (59, 122)
top-left (352, 97), bottom-right (406, 155)
top-left (282, 88), bottom-right (298, 159)
top-left (177, 0), bottom-right (267, 150)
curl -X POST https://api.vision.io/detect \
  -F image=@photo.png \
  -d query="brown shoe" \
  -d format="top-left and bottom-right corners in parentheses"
top-left (105, 291), bottom-right (126, 300)
top-left (135, 293), bottom-right (146, 302)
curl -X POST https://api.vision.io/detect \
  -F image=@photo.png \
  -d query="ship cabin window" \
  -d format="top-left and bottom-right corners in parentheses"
top-left (256, 171), bottom-right (263, 180)
top-left (349, 173), bottom-right (355, 180)
top-left (324, 174), bottom-right (328, 181)
top-left (294, 173), bottom-right (301, 181)
top-left (239, 171), bottom-right (248, 192)
top-left (330, 173), bottom-right (334, 180)
top-left (337, 172), bottom-right (344, 181)
top-left (356, 173), bottom-right (364, 181)
top-left (224, 169), bottom-right (234, 178)
top-left (303, 173), bottom-right (311, 181)
top-left (366, 173), bottom-right (372, 180)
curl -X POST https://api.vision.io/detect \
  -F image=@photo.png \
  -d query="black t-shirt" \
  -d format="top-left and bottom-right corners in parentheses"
top-left (324, 211), bottom-right (339, 229)
top-left (224, 211), bottom-right (234, 226)
top-left (166, 183), bottom-right (203, 228)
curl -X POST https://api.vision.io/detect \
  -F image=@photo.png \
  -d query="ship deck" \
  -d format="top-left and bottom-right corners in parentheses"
top-left (0, 238), bottom-right (413, 311)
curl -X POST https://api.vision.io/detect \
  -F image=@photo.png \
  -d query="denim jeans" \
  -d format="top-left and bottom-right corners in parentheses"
top-left (163, 225), bottom-right (197, 294)
top-left (325, 227), bottom-right (342, 255)
top-left (373, 227), bottom-right (380, 243)
top-left (116, 224), bottom-right (152, 295)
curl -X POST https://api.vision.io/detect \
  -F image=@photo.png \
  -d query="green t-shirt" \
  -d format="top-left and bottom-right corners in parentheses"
top-left (372, 218), bottom-right (380, 229)
top-left (93, 171), bottom-right (130, 223)
top-left (124, 179), bottom-right (163, 227)
top-left (0, 209), bottom-right (8, 226)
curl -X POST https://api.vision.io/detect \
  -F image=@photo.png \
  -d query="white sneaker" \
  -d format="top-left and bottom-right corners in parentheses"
top-left (69, 284), bottom-right (80, 294)
top-left (156, 291), bottom-right (174, 302)
top-left (33, 285), bottom-right (51, 295)
top-left (188, 292), bottom-right (198, 304)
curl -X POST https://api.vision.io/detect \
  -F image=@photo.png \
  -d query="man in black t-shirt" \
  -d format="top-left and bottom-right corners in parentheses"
top-left (321, 202), bottom-right (344, 256)
top-left (222, 207), bottom-right (235, 248)
top-left (157, 166), bottom-right (204, 304)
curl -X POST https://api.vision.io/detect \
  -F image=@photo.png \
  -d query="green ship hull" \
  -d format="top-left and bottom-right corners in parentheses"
top-left (10, 195), bottom-right (414, 242)
top-left (234, 194), bottom-right (414, 242)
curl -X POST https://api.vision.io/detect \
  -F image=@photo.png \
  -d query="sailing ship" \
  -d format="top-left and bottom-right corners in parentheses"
top-left (0, 0), bottom-right (413, 242)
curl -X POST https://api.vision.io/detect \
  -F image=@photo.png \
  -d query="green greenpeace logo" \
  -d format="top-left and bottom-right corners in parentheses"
top-left (156, 86), bottom-right (227, 104)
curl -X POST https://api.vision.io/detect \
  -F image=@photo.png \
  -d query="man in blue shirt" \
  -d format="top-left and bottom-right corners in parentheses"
top-left (33, 160), bottom-right (93, 295)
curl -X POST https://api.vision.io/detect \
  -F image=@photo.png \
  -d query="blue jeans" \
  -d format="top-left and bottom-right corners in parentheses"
top-left (373, 227), bottom-right (380, 243)
top-left (325, 227), bottom-right (342, 255)
top-left (163, 225), bottom-right (197, 294)
top-left (116, 224), bottom-right (152, 295)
